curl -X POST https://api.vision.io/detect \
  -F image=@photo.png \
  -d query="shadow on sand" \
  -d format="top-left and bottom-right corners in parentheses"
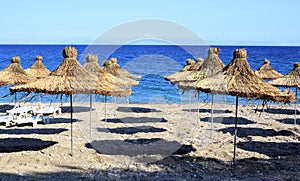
top-left (0, 128), bottom-right (67, 135)
top-left (116, 107), bottom-right (161, 113)
top-left (237, 141), bottom-right (300, 157)
top-left (0, 138), bottom-right (57, 153)
top-left (255, 108), bottom-right (299, 115)
top-left (275, 118), bottom-right (299, 125)
top-left (183, 108), bottom-right (232, 114)
top-left (0, 104), bottom-right (14, 113)
top-left (101, 117), bottom-right (168, 123)
top-left (218, 127), bottom-right (295, 137)
top-left (200, 116), bottom-right (255, 125)
top-left (97, 126), bottom-right (167, 134)
top-left (61, 106), bottom-right (95, 113)
top-left (86, 139), bottom-right (195, 157)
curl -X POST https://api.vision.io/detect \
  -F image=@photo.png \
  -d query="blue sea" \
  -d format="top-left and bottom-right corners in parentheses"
top-left (0, 45), bottom-right (299, 105)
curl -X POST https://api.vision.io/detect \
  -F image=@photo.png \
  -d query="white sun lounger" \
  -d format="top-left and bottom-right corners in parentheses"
top-left (33, 105), bottom-right (61, 118)
top-left (6, 105), bottom-right (33, 115)
top-left (0, 114), bottom-right (14, 127)
top-left (11, 114), bottom-right (43, 128)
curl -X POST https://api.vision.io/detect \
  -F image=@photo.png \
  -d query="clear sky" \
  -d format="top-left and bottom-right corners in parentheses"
top-left (1, 0), bottom-right (300, 45)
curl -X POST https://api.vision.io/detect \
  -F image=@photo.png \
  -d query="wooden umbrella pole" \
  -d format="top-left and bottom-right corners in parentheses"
top-left (233, 96), bottom-right (239, 163)
top-left (210, 94), bottom-right (214, 141)
top-left (70, 94), bottom-right (73, 156)
top-left (105, 95), bottom-right (107, 122)
top-left (197, 91), bottom-right (200, 119)
top-left (14, 93), bottom-right (17, 104)
top-left (90, 94), bottom-right (92, 140)
top-left (295, 88), bottom-right (298, 125)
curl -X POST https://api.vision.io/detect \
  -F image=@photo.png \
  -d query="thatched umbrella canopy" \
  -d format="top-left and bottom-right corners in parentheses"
top-left (25, 56), bottom-right (51, 79)
top-left (191, 48), bottom-right (295, 162)
top-left (103, 58), bottom-right (141, 79)
top-left (164, 58), bottom-right (196, 83)
top-left (269, 62), bottom-right (300, 125)
top-left (269, 62), bottom-right (300, 87)
top-left (177, 47), bottom-right (225, 89)
top-left (189, 58), bottom-right (204, 71)
top-left (10, 46), bottom-right (131, 155)
top-left (254, 59), bottom-right (283, 80)
top-left (83, 55), bottom-right (138, 87)
top-left (0, 56), bottom-right (35, 86)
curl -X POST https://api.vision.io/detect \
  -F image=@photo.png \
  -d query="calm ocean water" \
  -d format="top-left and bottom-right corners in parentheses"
top-left (0, 45), bottom-right (299, 105)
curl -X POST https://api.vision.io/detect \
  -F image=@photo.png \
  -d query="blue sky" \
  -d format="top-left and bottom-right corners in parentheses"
top-left (1, 0), bottom-right (300, 45)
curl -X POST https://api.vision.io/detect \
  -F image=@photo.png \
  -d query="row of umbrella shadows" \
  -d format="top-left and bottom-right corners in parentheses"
top-left (165, 47), bottom-right (298, 162)
top-left (1, 46), bottom-right (141, 156)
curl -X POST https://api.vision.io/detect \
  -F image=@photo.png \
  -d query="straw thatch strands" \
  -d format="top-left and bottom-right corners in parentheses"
top-left (177, 47), bottom-right (225, 90)
top-left (269, 62), bottom-right (300, 125)
top-left (189, 58), bottom-right (204, 71)
top-left (102, 58), bottom-right (141, 79)
top-left (254, 59), bottom-right (283, 80)
top-left (0, 56), bottom-right (35, 86)
top-left (194, 49), bottom-right (294, 102)
top-left (190, 48), bottom-right (295, 163)
top-left (269, 62), bottom-right (300, 87)
top-left (83, 55), bottom-right (138, 87)
top-left (25, 56), bottom-right (51, 79)
top-left (181, 58), bottom-right (195, 71)
top-left (11, 48), bottom-right (131, 96)
top-left (164, 58), bottom-right (198, 83)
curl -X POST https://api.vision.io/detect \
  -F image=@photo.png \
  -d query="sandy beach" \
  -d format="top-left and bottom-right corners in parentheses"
top-left (0, 101), bottom-right (299, 180)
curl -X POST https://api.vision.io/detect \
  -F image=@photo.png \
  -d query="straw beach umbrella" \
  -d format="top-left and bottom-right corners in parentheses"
top-left (177, 47), bottom-right (225, 89)
top-left (25, 56), bottom-right (51, 104)
top-left (269, 62), bottom-right (300, 124)
top-left (25, 56), bottom-right (51, 79)
top-left (0, 56), bottom-right (35, 103)
top-left (84, 55), bottom-right (139, 87)
top-left (193, 49), bottom-right (295, 162)
top-left (176, 48), bottom-right (225, 138)
top-left (254, 59), bottom-right (283, 111)
top-left (11, 46), bottom-right (131, 155)
top-left (164, 58), bottom-right (197, 83)
top-left (0, 56), bottom-right (35, 86)
top-left (83, 54), bottom-right (137, 134)
top-left (189, 58), bottom-right (205, 71)
top-left (104, 58), bottom-right (141, 79)
top-left (254, 59), bottom-right (283, 80)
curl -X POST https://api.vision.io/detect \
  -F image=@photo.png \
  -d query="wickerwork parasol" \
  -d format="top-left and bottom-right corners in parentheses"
top-left (103, 58), bottom-right (141, 79)
top-left (0, 56), bottom-right (35, 86)
top-left (83, 55), bottom-right (138, 87)
top-left (164, 58), bottom-right (196, 83)
top-left (189, 58), bottom-right (204, 71)
top-left (269, 62), bottom-right (300, 87)
top-left (0, 56), bottom-right (36, 103)
top-left (177, 47), bottom-right (225, 89)
top-left (83, 54), bottom-right (137, 135)
top-left (25, 56), bottom-right (51, 79)
top-left (10, 46), bottom-right (132, 155)
top-left (269, 62), bottom-right (300, 124)
top-left (254, 59), bottom-right (283, 80)
top-left (193, 48), bottom-right (295, 162)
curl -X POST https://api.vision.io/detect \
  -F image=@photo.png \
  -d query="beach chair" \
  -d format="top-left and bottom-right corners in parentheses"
top-left (11, 113), bottom-right (43, 128)
top-left (33, 105), bottom-right (61, 118)
top-left (0, 114), bottom-right (14, 127)
top-left (6, 104), bottom-right (33, 115)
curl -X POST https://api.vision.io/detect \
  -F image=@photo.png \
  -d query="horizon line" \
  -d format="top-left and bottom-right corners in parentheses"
top-left (1, 43), bottom-right (300, 47)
